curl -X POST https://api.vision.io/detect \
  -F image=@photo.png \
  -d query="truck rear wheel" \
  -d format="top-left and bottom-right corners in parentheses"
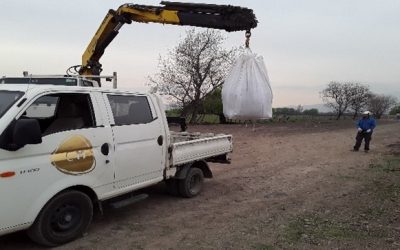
top-left (28, 190), bottom-right (93, 247)
top-left (179, 167), bottom-right (204, 198)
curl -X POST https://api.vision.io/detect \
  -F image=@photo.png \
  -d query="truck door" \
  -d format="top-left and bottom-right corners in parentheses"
top-left (103, 93), bottom-right (165, 189)
top-left (0, 92), bottom-right (115, 199)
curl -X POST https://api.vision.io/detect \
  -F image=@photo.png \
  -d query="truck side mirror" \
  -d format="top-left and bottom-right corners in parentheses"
top-left (13, 119), bottom-right (42, 148)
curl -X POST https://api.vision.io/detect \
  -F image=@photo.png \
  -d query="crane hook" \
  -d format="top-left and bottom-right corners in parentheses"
top-left (245, 30), bottom-right (251, 48)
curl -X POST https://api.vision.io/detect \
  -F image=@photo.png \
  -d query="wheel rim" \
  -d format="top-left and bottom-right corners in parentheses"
top-left (189, 173), bottom-right (202, 194)
top-left (50, 204), bottom-right (81, 233)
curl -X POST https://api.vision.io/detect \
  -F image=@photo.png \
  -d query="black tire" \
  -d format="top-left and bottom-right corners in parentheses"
top-left (179, 167), bottom-right (204, 198)
top-left (27, 190), bottom-right (93, 247)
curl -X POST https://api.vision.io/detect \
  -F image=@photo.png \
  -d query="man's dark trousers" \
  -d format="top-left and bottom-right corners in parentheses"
top-left (354, 132), bottom-right (372, 151)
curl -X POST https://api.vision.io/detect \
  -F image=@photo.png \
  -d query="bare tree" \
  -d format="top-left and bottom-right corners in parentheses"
top-left (367, 94), bottom-right (397, 119)
top-left (348, 83), bottom-right (371, 119)
top-left (321, 81), bottom-right (353, 120)
top-left (149, 29), bottom-right (236, 123)
top-left (296, 105), bottom-right (303, 114)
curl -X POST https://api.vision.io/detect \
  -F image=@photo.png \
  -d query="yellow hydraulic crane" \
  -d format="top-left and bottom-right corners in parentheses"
top-left (76, 1), bottom-right (257, 77)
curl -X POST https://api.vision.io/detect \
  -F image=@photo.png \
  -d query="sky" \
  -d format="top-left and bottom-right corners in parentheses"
top-left (0, 0), bottom-right (399, 107)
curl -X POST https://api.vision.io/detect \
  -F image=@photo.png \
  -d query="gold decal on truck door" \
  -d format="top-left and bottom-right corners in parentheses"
top-left (51, 135), bottom-right (96, 175)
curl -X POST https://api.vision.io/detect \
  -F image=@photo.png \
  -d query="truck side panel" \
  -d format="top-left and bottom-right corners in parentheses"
top-left (171, 135), bottom-right (233, 166)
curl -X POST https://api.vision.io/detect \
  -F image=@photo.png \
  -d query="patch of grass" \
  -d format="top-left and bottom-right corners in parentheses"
top-left (372, 181), bottom-right (400, 202)
top-left (165, 109), bottom-right (181, 117)
top-left (200, 114), bottom-right (220, 124)
top-left (252, 243), bottom-right (275, 250)
top-left (282, 153), bottom-right (400, 247)
top-left (369, 157), bottom-right (400, 174)
top-left (367, 155), bottom-right (400, 203)
top-left (335, 174), bottom-right (359, 181)
top-left (362, 207), bottom-right (386, 220)
top-left (284, 215), bottom-right (366, 244)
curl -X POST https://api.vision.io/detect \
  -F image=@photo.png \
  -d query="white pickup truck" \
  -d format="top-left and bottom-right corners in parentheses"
top-left (0, 83), bottom-right (232, 246)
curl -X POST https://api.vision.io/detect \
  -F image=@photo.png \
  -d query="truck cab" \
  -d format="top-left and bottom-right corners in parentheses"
top-left (0, 82), bottom-right (232, 246)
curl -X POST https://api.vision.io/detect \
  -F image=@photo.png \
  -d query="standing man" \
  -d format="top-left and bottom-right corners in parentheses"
top-left (353, 111), bottom-right (376, 152)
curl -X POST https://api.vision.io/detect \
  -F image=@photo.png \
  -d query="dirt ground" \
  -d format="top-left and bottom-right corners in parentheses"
top-left (1, 120), bottom-right (400, 249)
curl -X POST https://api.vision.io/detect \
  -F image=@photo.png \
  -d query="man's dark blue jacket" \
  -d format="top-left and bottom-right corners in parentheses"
top-left (357, 117), bottom-right (376, 131)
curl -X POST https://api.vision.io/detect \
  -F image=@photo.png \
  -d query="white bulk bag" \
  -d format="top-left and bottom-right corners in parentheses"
top-left (222, 49), bottom-right (273, 120)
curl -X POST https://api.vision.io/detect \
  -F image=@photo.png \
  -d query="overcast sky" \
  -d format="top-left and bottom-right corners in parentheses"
top-left (0, 0), bottom-right (399, 107)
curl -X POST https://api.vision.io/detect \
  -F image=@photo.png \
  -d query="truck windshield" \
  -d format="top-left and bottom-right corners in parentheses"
top-left (0, 91), bottom-right (24, 118)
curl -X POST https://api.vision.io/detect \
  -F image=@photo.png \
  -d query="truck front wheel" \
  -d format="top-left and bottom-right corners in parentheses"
top-left (28, 190), bottom-right (93, 247)
top-left (179, 167), bottom-right (204, 198)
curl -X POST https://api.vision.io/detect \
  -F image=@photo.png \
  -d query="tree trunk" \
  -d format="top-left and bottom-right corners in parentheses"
top-left (180, 105), bottom-right (190, 118)
top-left (352, 110), bottom-right (358, 120)
top-left (219, 114), bottom-right (227, 124)
top-left (197, 114), bottom-right (206, 123)
top-left (336, 111), bottom-right (342, 120)
top-left (189, 104), bottom-right (200, 124)
top-left (189, 89), bottom-right (202, 124)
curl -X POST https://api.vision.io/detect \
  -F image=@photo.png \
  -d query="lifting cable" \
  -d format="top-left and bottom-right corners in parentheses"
top-left (245, 30), bottom-right (251, 48)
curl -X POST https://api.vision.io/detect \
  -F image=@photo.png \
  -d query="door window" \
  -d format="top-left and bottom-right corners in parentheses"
top-left (0, 91), bottom-right (24, 118)
top-left (22, 93), bottom-right (96, 136)
top-left (107, 95), bottom-right (154, 126)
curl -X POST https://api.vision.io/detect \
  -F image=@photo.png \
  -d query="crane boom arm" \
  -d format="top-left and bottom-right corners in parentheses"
top-left (79, 1), bottom-right (257, 76)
